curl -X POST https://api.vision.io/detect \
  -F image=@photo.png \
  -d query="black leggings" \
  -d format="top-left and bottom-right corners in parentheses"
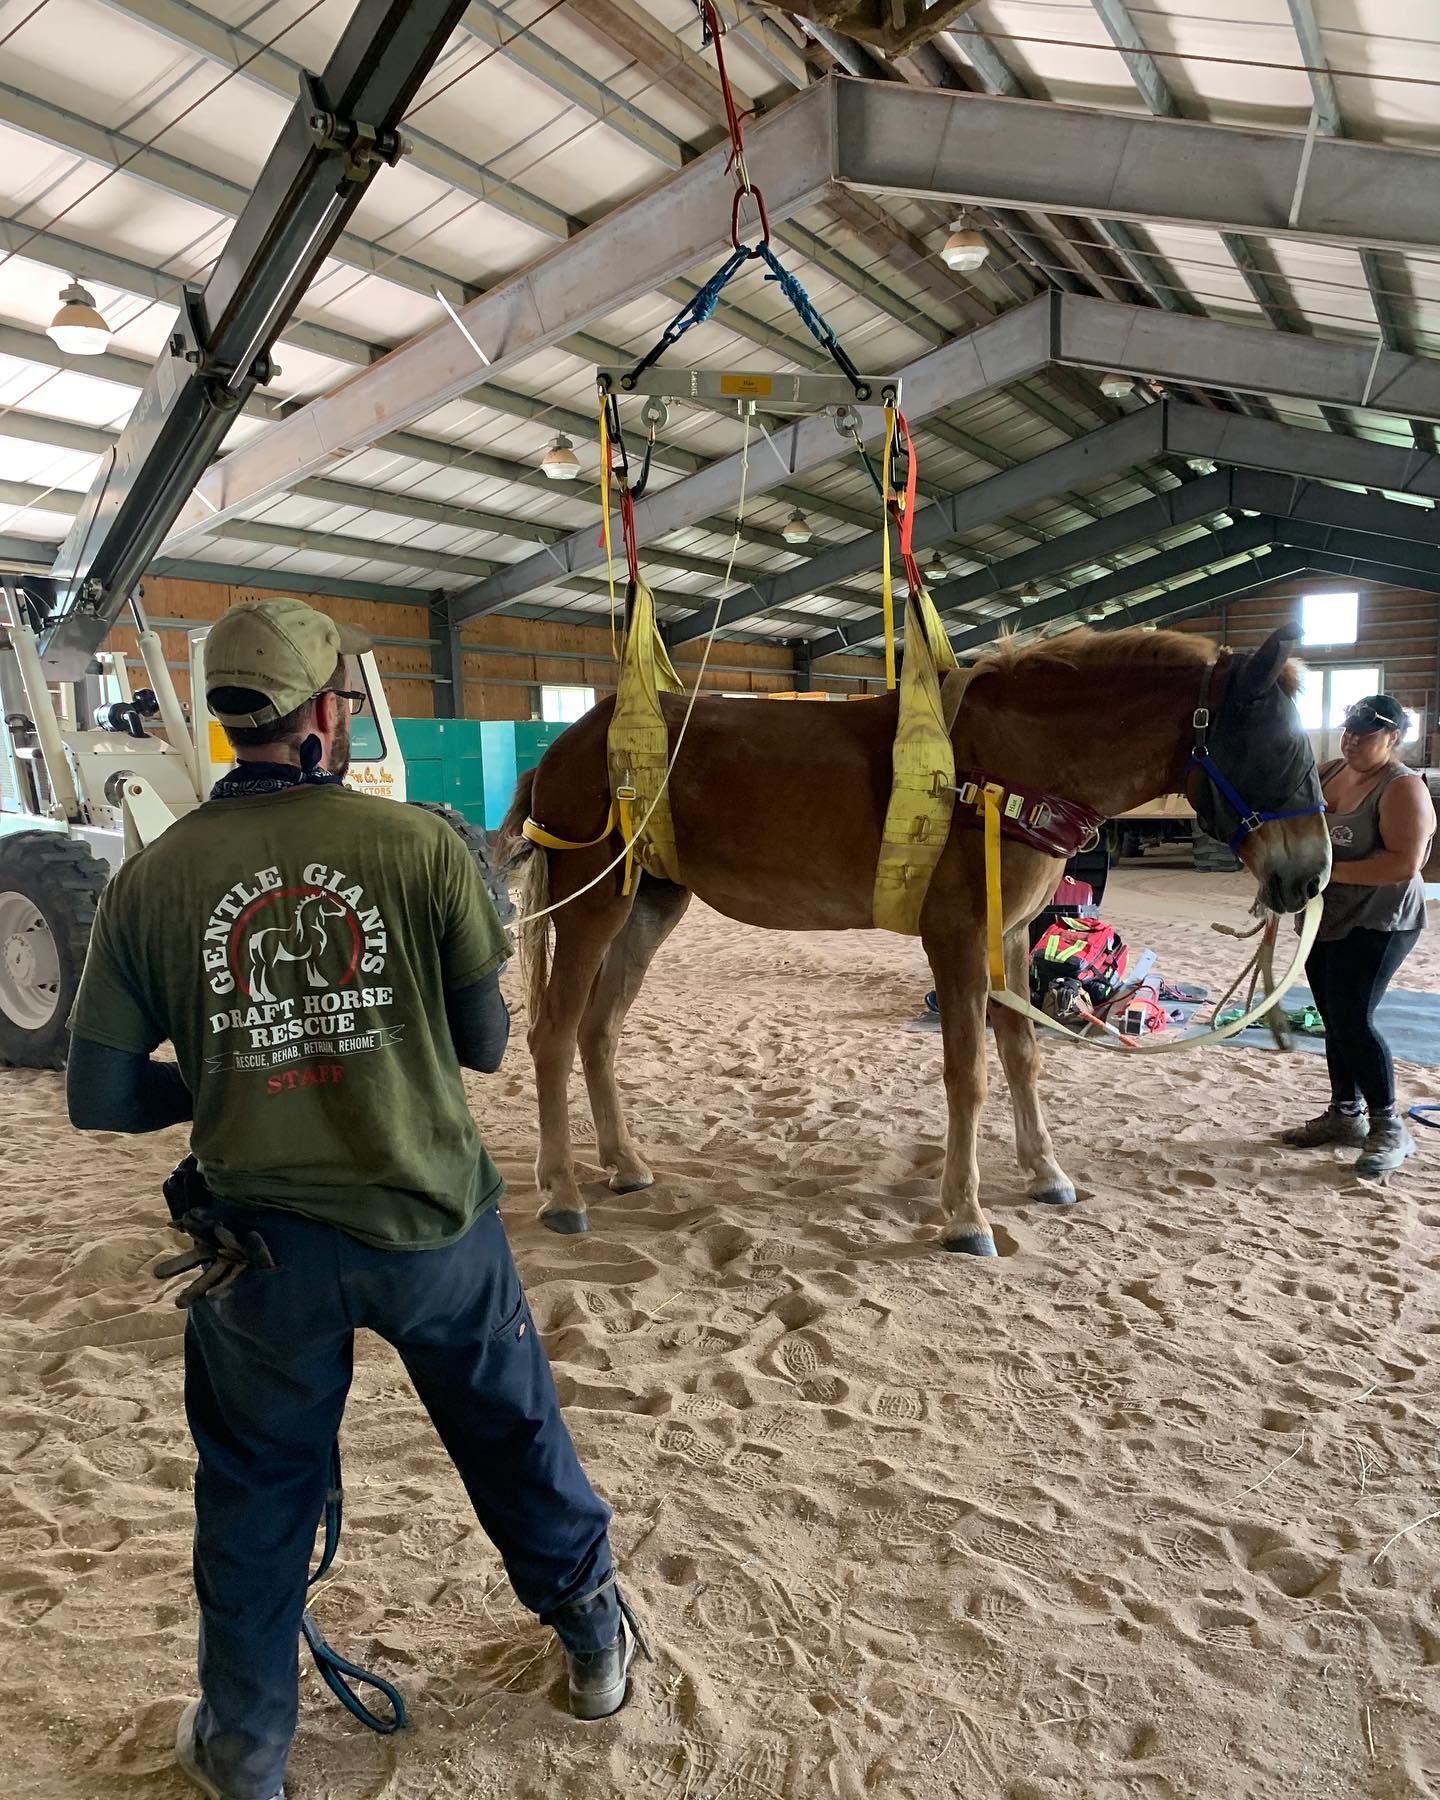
top-left (1305, 927), bottom-right (1421, 1114)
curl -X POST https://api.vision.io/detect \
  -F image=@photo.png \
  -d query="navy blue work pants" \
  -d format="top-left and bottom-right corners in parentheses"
top-left (182, 1203), bottom-right (616, 1799)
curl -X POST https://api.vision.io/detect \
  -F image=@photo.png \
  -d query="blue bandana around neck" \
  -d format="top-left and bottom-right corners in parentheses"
top-left (210, 734), bottom-right (346, 801)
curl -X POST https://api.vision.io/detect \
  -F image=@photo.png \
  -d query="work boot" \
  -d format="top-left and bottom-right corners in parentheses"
top-left (176, 1701), bottom-right (285, 1800)
top-left (1280, 1107), bottom-right (1368, 1148)
top-left (565, 1595), bottom-right (651, 1721)
top-left (1354, 1116), bottom-right (1415, 1180)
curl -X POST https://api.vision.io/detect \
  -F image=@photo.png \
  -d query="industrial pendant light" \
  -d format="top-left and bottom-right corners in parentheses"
top-left (782, 508), bottom-right (812, 545)
top-left (46, 279), bottom-right (110, 356)
top-left (1099, 371), bottom-right (1134, 400)
top-left (940, 217), bottom-right (989, 274)
top-left (921, 549), bottom-right (948, 584)
top-left (541, 433), bottom-right (580, 480)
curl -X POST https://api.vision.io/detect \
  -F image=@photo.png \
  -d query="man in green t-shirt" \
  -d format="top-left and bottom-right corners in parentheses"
top-left (67, 599), bottom-right (643, 1800)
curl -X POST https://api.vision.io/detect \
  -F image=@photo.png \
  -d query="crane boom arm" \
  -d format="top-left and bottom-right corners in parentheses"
top-left (40, 0), bottom-right (472, 677)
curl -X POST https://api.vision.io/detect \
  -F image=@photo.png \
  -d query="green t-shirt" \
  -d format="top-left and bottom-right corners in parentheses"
top-left (68, 785), bottom-right (511, 1249)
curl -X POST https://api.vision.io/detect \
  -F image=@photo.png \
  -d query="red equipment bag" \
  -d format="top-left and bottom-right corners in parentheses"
top-left (1029, 915), bottom-right (1130, 1008)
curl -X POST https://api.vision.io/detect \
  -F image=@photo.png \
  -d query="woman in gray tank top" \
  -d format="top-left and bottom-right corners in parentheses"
top-left (1282, 693), bottom-right (1435, 1176)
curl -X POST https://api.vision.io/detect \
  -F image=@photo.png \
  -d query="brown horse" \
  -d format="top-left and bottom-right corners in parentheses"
top-left (500, 627), bottom-right (1331, 1253)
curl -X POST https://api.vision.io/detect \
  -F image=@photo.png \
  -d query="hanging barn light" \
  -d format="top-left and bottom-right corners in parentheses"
top-left (541, 433), bottom-right (580, 479)
top-left (46, 279), bottom-right (110, 356)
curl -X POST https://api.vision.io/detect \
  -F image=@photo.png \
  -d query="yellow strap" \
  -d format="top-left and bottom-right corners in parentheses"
top-left (607, 578), bottom-right (683, 885)
top-left (522, 800), bottom-right (618, 853)
top-left (880, 405), bottom-right (897, 692)
top-left (982, 784), bottom-right (1006, 986)
top-left (598, 393), bottom-right (617, 662)
top-left (616, 786), bottom-right (637, 895)
top-left (872, 588), bottom-right (959, 935)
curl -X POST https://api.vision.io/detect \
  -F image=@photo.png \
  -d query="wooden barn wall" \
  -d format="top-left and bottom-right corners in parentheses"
top-left (1173, 577), bottom-right (1440, 762)
top-left (458, 615), bottom-right (887, 719)
top-left (98, 577), bottom-right (889, 721)
top-left (107, 577), bottom-right (437, 716)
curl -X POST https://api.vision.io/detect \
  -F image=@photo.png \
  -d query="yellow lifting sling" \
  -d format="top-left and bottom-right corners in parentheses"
top-left (606, 577), bottom-right (684, 890)
top-left (872, 584), bottom-right (964, 935)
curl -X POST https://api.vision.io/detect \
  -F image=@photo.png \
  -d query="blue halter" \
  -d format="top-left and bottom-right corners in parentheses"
top-left (1186, 660), bottom-right (1326, 855)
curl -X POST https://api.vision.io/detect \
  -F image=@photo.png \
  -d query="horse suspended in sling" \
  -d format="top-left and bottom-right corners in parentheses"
top-left (500, 627), bottom-right (1330, 1254)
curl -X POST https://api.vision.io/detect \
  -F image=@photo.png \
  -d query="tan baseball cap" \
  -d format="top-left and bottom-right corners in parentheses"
top-left (206, 598), bottom-right (371, 728)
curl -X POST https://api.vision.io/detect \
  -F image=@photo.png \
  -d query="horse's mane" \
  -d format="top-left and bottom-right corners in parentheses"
top-left (972, 626), bottom-right (1301, 696)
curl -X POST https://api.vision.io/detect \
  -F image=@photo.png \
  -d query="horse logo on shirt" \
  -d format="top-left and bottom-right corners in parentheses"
top-left (246, 892), bottom-right (350, 1002)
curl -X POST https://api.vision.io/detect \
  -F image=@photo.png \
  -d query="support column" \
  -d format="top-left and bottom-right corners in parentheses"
top-left (429, 594), bottom-right (465, 718)
top-left (791, 638), bottom-right (813, 692)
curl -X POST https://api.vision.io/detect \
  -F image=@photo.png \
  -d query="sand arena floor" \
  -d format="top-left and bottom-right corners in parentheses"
top-left (2, 868), bottom-right (1438, 1799)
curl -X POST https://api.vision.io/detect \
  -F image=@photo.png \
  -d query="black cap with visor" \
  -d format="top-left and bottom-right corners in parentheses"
top-left (1342, 693), bottom-right (1407, 736)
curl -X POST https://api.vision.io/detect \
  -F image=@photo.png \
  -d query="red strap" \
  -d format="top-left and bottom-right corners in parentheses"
top-left (618, 488), bottom-right (640, 588)
top-left (887, 409), bottom-right (926, 597)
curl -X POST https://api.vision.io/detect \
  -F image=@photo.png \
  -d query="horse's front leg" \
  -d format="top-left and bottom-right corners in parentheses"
top-left (989, 927), bottom-right (1076, 1208)
top-left (923, 927), bottom-right (996, 1256)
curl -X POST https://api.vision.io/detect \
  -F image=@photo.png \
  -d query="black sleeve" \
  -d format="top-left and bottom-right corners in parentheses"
top-left (66, 1035), bottom-right (194, 1133)
top-left (445, 971), bottom-right (510, 1074)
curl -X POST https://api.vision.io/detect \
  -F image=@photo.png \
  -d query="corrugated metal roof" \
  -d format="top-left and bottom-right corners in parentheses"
top-left (0, 0), bottom-right (1437, 648)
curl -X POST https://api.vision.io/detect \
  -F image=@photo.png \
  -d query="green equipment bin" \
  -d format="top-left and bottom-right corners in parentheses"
top-left (478, 721), bottom-right (569, 831)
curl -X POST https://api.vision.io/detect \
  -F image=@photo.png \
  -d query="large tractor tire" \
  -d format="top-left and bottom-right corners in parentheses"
top-left (0, 832), bottom-right (108, 1070)
top-left (408, 803), bottom-right (515, 927)
top-left (1192, 829), bottom-right (1242, 873)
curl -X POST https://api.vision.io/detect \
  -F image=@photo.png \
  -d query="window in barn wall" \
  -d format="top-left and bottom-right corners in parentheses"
top-left (1300, 591), bottom-right (1359, 648)
top-left (539, 684), bottom-right (596, 723)
top-left (1294, 662), bottom-right (1384, 759)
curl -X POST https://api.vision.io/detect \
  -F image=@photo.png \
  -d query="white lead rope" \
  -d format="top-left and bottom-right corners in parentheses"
top-left (981, 784), bottom-right (1324, 1053)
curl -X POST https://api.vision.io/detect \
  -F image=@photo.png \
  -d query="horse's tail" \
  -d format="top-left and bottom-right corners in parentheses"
top-left (497, 767), bottom-right (551, 1019)
top-left (496, 765), bottom-right (536, 867)
top-left (512, 850), bottom-right (551, 1021)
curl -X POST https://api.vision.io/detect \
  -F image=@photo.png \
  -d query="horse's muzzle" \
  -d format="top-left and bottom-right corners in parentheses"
top-left (1248, 815), bottom-right (1331, 916)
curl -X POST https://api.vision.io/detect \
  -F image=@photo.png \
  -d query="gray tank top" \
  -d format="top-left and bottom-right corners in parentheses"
top-left (1317, 759), bottom-right (1429, 942)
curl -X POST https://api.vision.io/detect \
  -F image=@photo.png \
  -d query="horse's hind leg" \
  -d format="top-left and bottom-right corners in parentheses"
top-left (579, 876), bottom-right (691, 1194)
top-left (989, 928), bottom-right (1076, 1208)
top-left (531, 874), bottom-right (633, 1235)
top-left (923, 926), bottom-right (997, 1256)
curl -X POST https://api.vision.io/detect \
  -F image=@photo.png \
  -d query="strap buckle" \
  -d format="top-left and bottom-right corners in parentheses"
top-left (1192, 706), bottom-right (1210, 732)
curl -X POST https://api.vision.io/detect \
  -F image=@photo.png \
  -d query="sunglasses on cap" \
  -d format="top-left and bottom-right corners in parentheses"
top-left (1342, 702), bottom-right (1401, 734)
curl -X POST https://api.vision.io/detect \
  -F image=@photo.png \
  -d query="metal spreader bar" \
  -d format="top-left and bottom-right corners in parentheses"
top-left (596, 367), bottom-right (901, 412)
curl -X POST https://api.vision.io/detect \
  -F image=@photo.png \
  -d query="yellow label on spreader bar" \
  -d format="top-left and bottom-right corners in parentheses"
top-left (719, 373), bottom-right (774, 398)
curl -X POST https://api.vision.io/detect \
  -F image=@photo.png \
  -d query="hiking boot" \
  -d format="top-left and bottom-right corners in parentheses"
top-left (566, 1598), bottom-right (651, 1720)
top-left (1280, 1108), bottom-right (1368, 1149)
top-left (1354, 1116), bottom-right (1415, 1180)
top-left (176, 1701), bottom-right (285, 1800)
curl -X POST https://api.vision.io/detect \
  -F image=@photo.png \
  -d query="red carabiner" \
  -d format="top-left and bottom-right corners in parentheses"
top-left (731, 184), bottom-right (771, 251)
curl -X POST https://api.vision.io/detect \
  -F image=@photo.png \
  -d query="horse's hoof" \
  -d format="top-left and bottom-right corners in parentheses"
top-left (1031, 1180), bottom-right (1077, 1207)
top-left (542, 1208), bottom-right (589, 1235)
top-left (608, 1172), bottom-right (654, 1195)
top-left (942, 1232), bottom-right (998, 1257)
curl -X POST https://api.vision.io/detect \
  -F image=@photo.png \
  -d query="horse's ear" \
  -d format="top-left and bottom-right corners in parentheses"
top-left (1236, 627), bottom-right (1297, 700)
